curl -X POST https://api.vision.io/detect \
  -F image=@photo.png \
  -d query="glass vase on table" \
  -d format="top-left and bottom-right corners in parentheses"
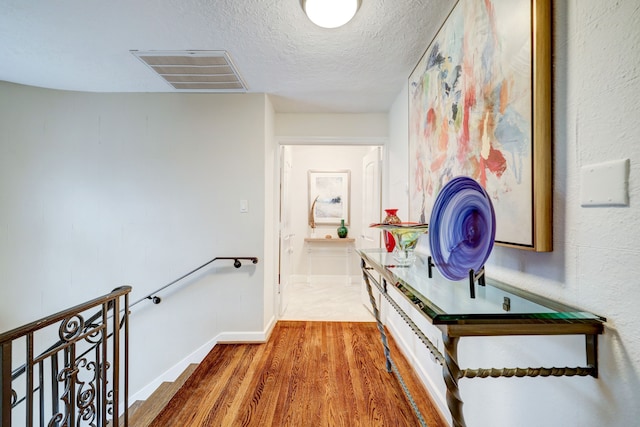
top-left (382, 209), bottom-right (401, 252)
top-left (370, 223), bottom-right (429, 266)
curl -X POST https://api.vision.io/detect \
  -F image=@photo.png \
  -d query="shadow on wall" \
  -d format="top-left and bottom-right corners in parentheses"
top-left (489, 245), bottom-right (566, 284)
top-left (597, 327), bottom-right (640, 424)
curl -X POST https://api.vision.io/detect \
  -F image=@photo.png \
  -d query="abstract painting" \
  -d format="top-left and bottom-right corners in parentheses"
top-left (308, 170), bottom-right (351, 225)
top-left (408, 0), bottom-right (552, 251)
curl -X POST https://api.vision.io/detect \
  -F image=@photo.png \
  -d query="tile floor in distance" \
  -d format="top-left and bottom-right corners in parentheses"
top-left (280, 278), bottom-right (374, 322)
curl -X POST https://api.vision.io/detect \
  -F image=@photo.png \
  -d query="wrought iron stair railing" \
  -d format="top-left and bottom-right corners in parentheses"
top-left (0, 286), bottom-right (131, 427)
top-left (1, 255), bottom-right (258, 426)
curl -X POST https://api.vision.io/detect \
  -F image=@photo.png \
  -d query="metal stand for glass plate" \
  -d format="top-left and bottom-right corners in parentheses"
top-left (427, 255), bottom-right (485, 299)
top-left (468, 267), bottom-right (486, 299)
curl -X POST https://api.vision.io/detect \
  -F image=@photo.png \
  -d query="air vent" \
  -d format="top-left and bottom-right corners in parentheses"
top-left (131, 50), bottom-right (247, 92)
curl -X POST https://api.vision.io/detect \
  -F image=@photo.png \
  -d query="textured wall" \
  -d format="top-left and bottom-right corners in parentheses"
top-left (0, 83), bottom-right (270, 398)
top-left (386, 1), bottom-right (640, 425)
top-left (275, 113), bottom-right (389, 139)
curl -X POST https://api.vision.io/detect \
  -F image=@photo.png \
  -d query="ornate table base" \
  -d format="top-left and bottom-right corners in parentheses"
top-left (359, 255), bottom-right (603, 427)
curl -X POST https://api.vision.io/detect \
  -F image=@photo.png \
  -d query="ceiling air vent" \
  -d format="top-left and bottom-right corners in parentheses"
top-left (131, 50), bottom-right (247, 92)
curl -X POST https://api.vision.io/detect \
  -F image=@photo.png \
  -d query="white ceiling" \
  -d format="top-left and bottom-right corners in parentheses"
top-left (0, 0), bottom-right (455, 113)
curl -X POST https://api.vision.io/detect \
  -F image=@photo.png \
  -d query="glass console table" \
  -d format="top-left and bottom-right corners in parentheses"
top-left (358, 248), bottom-right (605, 427)
top-left (304, 237), bottom-right (356, 285)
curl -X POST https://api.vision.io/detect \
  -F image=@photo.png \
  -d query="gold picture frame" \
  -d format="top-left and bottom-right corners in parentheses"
top-left (408, 0), bottom-right (552, 251)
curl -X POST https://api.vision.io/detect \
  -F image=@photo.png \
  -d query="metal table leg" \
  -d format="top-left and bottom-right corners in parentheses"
top-left (361, 260), bottom-right (428, 426)
top-left (443, 334), bottom-right (466, 427)
top-left (362, 261), bottom-right (392, 372)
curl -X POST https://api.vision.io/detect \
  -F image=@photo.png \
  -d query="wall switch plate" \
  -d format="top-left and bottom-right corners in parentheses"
top-left (580, 159), bottom-right (629, 206)
top-left (240, 199), bottom-right (249, 213)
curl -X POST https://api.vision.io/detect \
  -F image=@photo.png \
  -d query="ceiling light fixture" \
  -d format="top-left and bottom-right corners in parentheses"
top-left (301, 0), bottom-right (361, 29)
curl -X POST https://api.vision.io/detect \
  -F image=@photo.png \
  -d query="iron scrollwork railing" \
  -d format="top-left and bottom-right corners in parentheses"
top-left (1, 255), bottom-right (257, 426)
top-left (1, 286), bottom-right (131, 427)
top-left (131, 256), bottom-right (259, 306)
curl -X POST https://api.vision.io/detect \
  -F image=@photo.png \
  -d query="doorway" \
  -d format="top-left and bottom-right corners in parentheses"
top-left (277, 144), bottom-right (383, 321)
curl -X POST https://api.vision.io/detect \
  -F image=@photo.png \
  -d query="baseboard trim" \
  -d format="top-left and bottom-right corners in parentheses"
top-left (128, 317), bottom-right (277, 407)
top-left (218, 315), bottom-right (277, 343)
top-left (385, 314), bottom-right (448, 416)
top-left (290, 274), bottom-right (361, 285)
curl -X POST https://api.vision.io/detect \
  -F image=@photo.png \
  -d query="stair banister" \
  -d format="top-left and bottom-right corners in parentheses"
top-left (0, 286), bottom-right (131, 427)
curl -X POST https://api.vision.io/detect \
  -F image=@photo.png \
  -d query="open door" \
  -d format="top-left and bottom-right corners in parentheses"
top-left (360, 147), bottom-right (382, 310)
top-left (361, 146), bottom-right (382, 248)
top-left (278, 146), bottom-right (294, 317)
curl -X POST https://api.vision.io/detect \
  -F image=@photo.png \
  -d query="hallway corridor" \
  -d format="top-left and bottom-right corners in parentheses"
top-left (280, 279), bottom-right (374, 322)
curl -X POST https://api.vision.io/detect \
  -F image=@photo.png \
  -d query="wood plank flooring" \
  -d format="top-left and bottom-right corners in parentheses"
top-left (149, 321), bottom-right (447, 427)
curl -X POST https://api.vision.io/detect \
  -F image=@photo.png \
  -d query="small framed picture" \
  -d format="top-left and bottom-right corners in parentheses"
top-left (308, 170), bottom-right (351, 225)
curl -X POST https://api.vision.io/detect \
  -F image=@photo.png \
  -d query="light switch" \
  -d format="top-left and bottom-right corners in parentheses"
top-left (580, 159), bottom-right (629, 206)
top-left (240, 199), bottom-right (249, 213)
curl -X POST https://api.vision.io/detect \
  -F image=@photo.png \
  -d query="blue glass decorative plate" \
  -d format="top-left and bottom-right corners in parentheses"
top-left (429, 176), bottom-right (496, 281)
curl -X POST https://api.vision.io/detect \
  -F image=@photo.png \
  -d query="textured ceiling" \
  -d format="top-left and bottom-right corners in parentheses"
top-left (0, 0), bottom-right (455, 113)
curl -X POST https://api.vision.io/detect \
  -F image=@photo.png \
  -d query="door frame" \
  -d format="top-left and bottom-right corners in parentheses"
top-left (275, 136), bottom-right (387, 319)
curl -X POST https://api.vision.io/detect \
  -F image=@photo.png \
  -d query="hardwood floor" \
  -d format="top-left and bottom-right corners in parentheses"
top-left (149, 321), bottom-right (447, 427)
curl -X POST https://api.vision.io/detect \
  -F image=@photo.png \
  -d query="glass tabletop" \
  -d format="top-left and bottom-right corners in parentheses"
top-left (358, 248), bottom-right (604, 324)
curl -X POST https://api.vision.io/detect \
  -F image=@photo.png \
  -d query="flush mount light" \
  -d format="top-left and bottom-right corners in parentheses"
top-left (301, 0), bottom-right (361, 29)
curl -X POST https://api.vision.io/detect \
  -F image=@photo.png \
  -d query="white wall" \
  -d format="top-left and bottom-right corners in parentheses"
top-left (0, 83), bottom-right (272, 400)
top-left (263, 96), bottom-right (278, 328)
top-left (386, 80), bottom-right (410, 221)
top-left (384, 1), bottom-right (640, 426)
top-left (276, 113), bottom-right (388, 139)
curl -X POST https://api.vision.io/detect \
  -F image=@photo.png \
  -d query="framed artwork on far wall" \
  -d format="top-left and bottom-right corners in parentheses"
top-left (408, 0), bottom-right (552, 252)
top-left (308, 170), bottom-right (351, 225)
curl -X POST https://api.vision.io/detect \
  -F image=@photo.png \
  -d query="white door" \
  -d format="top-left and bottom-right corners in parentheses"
top-left (360, 147), bottom-right (382, 310)
top-left (361, 146), bottom-right (382, 248)
top-left (278, 146), bottom-right (294, 317)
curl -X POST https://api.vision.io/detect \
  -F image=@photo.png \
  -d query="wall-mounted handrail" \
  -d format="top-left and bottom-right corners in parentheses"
top-left (2, 255), bottom-right (257, 425)
top-left (130, 256), bottom-right (259, 307)
top-left (3, 255), bottom-right (257, 424)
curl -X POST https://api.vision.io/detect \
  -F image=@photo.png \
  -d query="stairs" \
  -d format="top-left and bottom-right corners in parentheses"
top-left (124, 363), bottom-right (199, 427)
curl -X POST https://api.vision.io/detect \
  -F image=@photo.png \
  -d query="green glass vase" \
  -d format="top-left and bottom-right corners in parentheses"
top-left (337, 219), bottom-right (348, 238)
